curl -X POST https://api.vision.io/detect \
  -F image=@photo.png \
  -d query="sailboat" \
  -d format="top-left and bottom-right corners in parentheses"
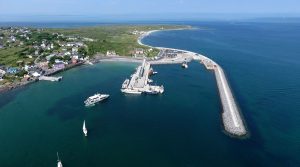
top-left (83, 120), bottom-right (88, 136)
top-left (57, 152), bottom-right (63, 167)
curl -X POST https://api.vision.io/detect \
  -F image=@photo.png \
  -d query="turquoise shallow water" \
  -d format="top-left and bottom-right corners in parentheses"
top-left (0, 21), bottom-right (300, 166)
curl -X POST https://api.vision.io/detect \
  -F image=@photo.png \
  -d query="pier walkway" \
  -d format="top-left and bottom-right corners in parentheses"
top-left (214, 64), bottom-right (246, 135)
top-left (195, 54), bottom-right (246, 136)
top-left (121, 59), bottom-right (164, 94)
top-left (39, 76), bottom-right (63, 82)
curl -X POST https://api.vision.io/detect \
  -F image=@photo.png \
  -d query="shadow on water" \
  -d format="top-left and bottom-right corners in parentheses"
top-left (0, 86), bottom-right (28, 108)
top-left (46, 92), bottom-right (87, 121)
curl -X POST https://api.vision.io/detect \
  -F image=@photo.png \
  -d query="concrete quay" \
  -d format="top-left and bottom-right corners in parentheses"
top-left (121, 59), bottom-right (164, 94)
top-left (39, 76), bottom-right (63, 82)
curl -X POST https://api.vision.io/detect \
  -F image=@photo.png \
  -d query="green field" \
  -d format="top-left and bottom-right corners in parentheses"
top-left (49, 25), bottom-right (189, 56)
top-left (0, 47), bottom-right (34, 66)
top-left (0, 25), bottom-right (189, 67)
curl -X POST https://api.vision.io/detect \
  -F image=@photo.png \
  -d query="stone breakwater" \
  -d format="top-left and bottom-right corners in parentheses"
top-left (214, 64), bottom-right (246, 136)
top-left (139, 30), bottom-right (247, 137)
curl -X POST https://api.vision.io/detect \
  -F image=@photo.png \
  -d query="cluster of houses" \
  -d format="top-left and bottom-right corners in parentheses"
top-left (29, 39), bottom-right (88, 77)
top-left (0, 27), bottom-right (161, 85)
top-left (163, 49), bottom-right (184, 58)
top-left (131, 30), bottom-right (147, 35)
top-left (106, 48), bottom-right (154, 58)
top-left (0, 27), bottom-right (90, 83)
top-left (0, 27), bottom-right (35, 47)
top-left (0, 68), bottom-right (6, 81)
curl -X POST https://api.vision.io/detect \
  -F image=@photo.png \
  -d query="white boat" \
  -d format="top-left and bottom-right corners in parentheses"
top-left (84, 93), bottom-right (109, 106)
top-left (148, 79), bottom-right (153, 83)
top-left (152, 71), bottom-right (158, 75)
top-left (121, 88), bottom-right (142, 94)
top-left (182, 62), bottom-right (188, 68)
top-left (121, 79), bottom-right (130, 89)
top-left (83, 120), bottom-right (88, 136)
top-left (57, 152), bottom-right (63, 167)
top-left (143, 85), bottom-right (164, 94)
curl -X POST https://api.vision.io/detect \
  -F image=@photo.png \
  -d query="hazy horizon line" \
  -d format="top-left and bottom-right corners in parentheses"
top-left (1, 13), bottom-right (300, 22)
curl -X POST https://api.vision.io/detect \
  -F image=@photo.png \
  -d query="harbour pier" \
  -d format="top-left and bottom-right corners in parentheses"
top-left (142, 46), bottom-right (247, 136)
top-left (138, 30), bottom-right (247, 136)
top-left (121, 59), bottom-right (164, 94)
top-left (39, 76), bottom-right (63, 82)
top-left (194, 55), bottom-right (247, 136)
top-left (214, 64), bottom-right (246, 136)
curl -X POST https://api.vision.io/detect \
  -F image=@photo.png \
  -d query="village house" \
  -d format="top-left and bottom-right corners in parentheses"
top-left (0, 69), bottom-right (6, 75)
top-left (31, 72), bottom-right (41, 77)
top-left (7, 67), bottom-right (19, 74)
top-left (133, 48), bottom-right (145, 58)
top-left (71, 57), bottom-right (78, 64)
top-left (135, 48), bottom-right (144, 55)
top-left (106, 50), bottom-right (117, 56)
top-left (10, 36), bottom-right (16, 42)
top-left (35, 50), bottom-right (39, 56)
top-left (41, 43), bottom-right (46, 49)
top-left (72, 47), bottom-right (78, 53)
top-left (37, 61), bottom-right (49, 69)
top-left (53, 62), bottom-right (65, 70)
top-left (54, 59), bottom-right (64, 64)
top-left (0, 69), bottom-right (6, 80)
top-left (21, 75), bottom-right (30, 82)
top-left (64, 52), bottom-right (71, 56)
top-left (46, 54), bottom-right (56, 61)
top-left (72, 55), bottom-right (79, 60)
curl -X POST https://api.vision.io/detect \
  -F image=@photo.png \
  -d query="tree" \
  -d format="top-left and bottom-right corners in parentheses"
top-left (63, 55), bottom-right (71, 61)
top-left (78, 47), bottom-right (88, 56)
top-left (15, 70), bottom-right (28, 77)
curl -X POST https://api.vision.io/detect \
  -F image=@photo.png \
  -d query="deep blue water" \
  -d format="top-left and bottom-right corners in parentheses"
top-left (0, 21), bottom-right (299, 167)
top-left (143, 21), bottom-right (300, 166)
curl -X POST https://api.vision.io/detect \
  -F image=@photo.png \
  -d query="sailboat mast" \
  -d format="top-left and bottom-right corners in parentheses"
top-left (57, 152), bottom-right (60, 161)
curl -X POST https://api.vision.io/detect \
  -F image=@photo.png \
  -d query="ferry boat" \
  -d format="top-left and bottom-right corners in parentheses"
top-left (84, 93), bottom-right (109, 106)
top-left (83, 120), bottom-right (88, 136)
top-left (57, 152), bottom-right (63, 167)
top-left (181, 61), bottom-right (188, 68)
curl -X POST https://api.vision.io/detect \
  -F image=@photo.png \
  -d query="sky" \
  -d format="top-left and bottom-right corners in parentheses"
top-left (1, 0), bottom-right (300, 21)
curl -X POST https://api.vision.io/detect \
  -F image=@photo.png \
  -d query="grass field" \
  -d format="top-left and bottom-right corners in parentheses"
top-left (49, 25), bottom-right (189, 56)
top-left (0, 47), bottom-right (34, 66)
top-left (0, 25), bottom-right (189, 66)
